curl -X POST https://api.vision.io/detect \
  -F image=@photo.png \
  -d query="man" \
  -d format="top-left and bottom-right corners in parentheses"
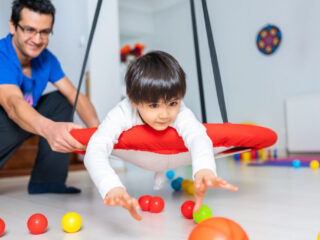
top-left (0, 0), bottom-right (100, 194)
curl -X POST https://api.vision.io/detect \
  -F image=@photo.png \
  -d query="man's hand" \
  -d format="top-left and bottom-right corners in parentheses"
top-left (44, 121), bottom-right (86, 153)
top-left (104, 187), bottom-right (142, 221)
top-left (193, 169), bottom-right (238, 212)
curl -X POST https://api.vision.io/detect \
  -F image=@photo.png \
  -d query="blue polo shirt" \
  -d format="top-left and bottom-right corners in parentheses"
top-left (0, 34), bottom-right (65, 107)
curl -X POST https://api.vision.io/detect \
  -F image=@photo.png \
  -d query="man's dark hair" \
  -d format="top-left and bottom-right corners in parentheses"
top-left (11, 0), bottom-right (56, 27)
top-left (126, 51), bottom-right (186, 104)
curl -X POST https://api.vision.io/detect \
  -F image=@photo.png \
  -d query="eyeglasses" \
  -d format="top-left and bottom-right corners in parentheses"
top-left (17, 23), bottom-right (53, 40)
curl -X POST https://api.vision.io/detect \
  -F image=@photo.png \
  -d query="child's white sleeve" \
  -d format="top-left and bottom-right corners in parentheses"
top-left (84, 100), bottom-right (133, 199)
top-left (172, 102), bottom-right (217, 178)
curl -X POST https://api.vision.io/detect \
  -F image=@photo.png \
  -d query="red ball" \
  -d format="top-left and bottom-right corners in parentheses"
top-left (0, 218), bottom-right (5, 237)
top-left (188, 217), bottom-right (249, 240)
top-left (27, 213), bottom-right (48, 235)
top-left (149, 196), bottom-right (165, 213)
top-left (181, 200), bottom-right (195, 219)
top-left (138, 195), bottom-right (152, 211)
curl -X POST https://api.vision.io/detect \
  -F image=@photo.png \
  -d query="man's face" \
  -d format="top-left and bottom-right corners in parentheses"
top-left (9, 8), bottom-right (53, 59)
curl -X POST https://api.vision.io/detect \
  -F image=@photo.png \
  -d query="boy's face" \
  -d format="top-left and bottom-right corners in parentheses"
top-left (131, 98), bottom-right (181, 131)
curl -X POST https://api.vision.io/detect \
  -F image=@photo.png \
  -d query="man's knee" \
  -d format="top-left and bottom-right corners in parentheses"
top-left (37, 91), bottom-right (73, 122)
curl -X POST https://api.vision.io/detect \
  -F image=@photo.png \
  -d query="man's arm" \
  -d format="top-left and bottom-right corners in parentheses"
top-left (0, 84), bottom-right (51, 135)
top-left (54, 76), bottom-right (99, 128)
top-left (0, 84), bottom-right (85, 152)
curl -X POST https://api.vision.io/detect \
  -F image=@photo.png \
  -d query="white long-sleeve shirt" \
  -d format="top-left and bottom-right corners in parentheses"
top-left (84, 98), bottom-right (216, 198)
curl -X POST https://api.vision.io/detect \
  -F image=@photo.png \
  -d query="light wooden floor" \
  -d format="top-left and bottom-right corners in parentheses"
top-left (0, 158), bottom-right (319, 240)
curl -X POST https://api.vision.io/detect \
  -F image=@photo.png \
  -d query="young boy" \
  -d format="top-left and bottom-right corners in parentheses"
top-left (84, 51), bottom-right (238, 221)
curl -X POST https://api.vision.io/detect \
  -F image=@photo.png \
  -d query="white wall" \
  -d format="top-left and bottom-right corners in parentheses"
top-left (88, 0), bottom-right (121, 121)
top-left (150, 0), bottom-right (320, 155)
top-left (0, 1), bottom-right (11, 36)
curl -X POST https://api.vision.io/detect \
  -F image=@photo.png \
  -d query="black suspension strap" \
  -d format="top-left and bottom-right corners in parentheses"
top-left (72, 0), bottom-right (103, 120)
top-left (201, 0), bottom-right (229, 123)
top-left (190, 0), bottom-right (207, 123)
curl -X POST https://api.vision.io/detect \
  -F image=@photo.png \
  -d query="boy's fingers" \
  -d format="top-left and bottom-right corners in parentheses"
top-left (194, 178), bottom-right (206, 193)
top-left (193, 196), bottom-right (202, 213)
top-left (128, 199), bottom-right (142, 221)
top-left (222, 183), bottom-right (239, 192)
top-left (129, 207), bottom-right (142, 221)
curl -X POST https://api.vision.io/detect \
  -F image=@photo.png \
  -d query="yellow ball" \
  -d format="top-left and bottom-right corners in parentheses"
top-left (181, 179), bottom-right (192, 191)
top-left (186, 183), bottom-right (194, 195)
top-left (61, 212), bottom-right (82, 233)
top-left (310, 160), bottom-right (319, 170)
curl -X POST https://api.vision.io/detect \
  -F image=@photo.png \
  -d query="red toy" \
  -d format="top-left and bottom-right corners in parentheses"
top-left (27, 213), bottom-right (48, 235)
top-left (70, 123), bottom-right (277, 155)
top-left (0, 218), bottom-right (5, 237)
top-left (188, 217), bottom-right (249, 240)
top-left (181, 200), bottom-right (195, 219)
top-left (149, 196), bottom-right (165, 213)
top-left (138, 195), bottom-right (152, 211)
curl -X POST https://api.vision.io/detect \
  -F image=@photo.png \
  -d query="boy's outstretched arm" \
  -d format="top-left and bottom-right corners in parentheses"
top-left (104, 187), bottom-right (142, 221)
top-left (193, 169), bottom-right (239, 213)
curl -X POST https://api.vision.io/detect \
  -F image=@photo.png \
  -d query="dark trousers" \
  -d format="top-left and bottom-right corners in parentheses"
top-left (0, 91), bottom-right (72, 184)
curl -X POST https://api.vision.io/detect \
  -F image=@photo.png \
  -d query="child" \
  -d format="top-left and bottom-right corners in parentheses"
top-left (84, 51), bottom-right (238, 221)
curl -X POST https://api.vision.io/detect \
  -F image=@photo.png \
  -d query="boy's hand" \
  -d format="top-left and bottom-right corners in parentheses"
top-left (103, 187), bottom-right (142, 221)
top-left (193, 169), bottom-right (238, 212)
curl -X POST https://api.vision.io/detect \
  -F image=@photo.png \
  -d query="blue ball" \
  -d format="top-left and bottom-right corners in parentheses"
top-left (176, 177), bottom-right (183, 183)
top-left (292, 159), bottom-right (301, 168)
top-left (166, 170), bottom-right (175, 179)
top-left (171, 178), bottom-right (182, 191)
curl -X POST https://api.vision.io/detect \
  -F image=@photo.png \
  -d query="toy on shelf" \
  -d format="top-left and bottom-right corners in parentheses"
top-left (310, 160), bottom-right (319, 170)
top-left (120, 43), bottom-right (146, 63)
top-left (292, 159), bottom-right (301, 168)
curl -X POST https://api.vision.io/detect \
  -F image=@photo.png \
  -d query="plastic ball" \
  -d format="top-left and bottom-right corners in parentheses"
top-left (138, 195), bottom-right (152, 211)
top-left (188, 217), bottom-right (249, 240)
top-left (181, 200), bottom-right (195, 219)
top-left (181, 179), bottom-right (192, 191)
top-left (166, 170), bottom-right (175, 179)
top-left (193, 205), bottom-right (212, 224)
top-left (292, 159), bottom-right (301, 168)
top-left (186, 183), bottom-right (194, 195)
top-left (171, 178), bottom-right (183, 191)
top-left (0, 218), bottom-right (5, 237)
top-left (27, 213), bottom-right (48, 235)
top-left (310, 160), bottom-right (319, 170)
top-left (176, 177), bottom-right (184, 183)
top-left (149, 196), bottom-right (165, 213)
top-left (61, 212), bottom-right (82, 233)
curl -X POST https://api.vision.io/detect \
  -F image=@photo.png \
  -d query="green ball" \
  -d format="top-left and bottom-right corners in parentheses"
top-left (193, 204), bottom-right (212, 223)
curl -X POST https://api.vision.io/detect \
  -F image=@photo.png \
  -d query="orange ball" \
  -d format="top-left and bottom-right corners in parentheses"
top-left (188, 217), bottom-right (249, 240)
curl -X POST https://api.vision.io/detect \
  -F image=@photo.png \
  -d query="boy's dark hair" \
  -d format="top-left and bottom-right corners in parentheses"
top-left (126, 51), bottom-right (186, 104)
top-left (11, 0), bottom-right (56, 27)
